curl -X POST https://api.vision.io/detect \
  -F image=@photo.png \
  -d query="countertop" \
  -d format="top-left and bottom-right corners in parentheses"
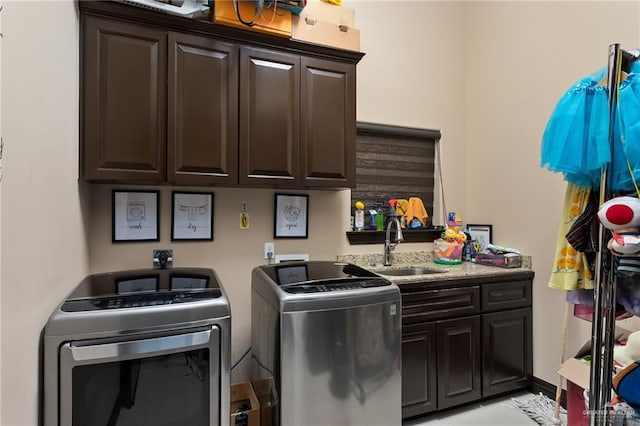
top-left (337, 251), bottom-right (533, 285)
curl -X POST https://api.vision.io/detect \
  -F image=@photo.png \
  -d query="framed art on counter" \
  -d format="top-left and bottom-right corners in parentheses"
top-left (274, 193), bottom-right (309, 239)
top-left (112, 190), bottom-right (159, 242)
top-left (467, 224), bottom-right (493, 250)
top-left (171, 192), bottom-right (214, 241)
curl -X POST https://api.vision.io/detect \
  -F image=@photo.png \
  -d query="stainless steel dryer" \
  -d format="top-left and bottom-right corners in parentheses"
top-left (43, 267), bottom-right (231, 426)
top-left (251, 261), bottom-right (401, 426)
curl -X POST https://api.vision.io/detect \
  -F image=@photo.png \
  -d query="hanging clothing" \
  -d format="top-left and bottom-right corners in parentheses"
top-left (541, 61), bottom-right (640, 193)
top-left (547, 183), bottom-right (595, 290)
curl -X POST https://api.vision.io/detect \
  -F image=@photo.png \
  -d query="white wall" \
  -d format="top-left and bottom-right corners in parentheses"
top-left (464, 0), bottom-right (640, 384)
top-left (0, 0), bottom-right (4, 420)
top-left (0, 2), bottom-right (90, 425)
top-left (348, 1), bottom-right (467, 225)
top-left (2, 1), bottom-right (640, 425)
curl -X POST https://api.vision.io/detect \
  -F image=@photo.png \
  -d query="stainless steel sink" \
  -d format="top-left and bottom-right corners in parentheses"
top-left (379, 267), bottom-right (446, 276)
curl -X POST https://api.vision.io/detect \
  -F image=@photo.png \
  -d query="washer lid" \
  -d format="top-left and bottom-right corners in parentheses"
top-left (60, 267), bottom-right (223, 312)
top-left (260, 261), bottom-right (390, 293)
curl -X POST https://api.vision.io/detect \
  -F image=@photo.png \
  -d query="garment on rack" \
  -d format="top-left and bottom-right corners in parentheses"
top-left (566, 288), bottom-right (633, 321)
top-left (616, 256), bottom-right (640, 316)
top-left (548, 183), bottom-right (595, 290)
top-left (541, 60), bottom-right (640, 193)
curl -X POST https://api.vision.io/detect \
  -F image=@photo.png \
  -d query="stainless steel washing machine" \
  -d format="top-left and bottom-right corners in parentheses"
top-left (43, 267), bottom-right (231, 426)
top-left (251, 261), bottom-right (401, 426)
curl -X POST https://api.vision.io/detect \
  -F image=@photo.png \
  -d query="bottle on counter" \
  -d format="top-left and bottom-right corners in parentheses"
top-left (464, 243), bottom-right (472, 262)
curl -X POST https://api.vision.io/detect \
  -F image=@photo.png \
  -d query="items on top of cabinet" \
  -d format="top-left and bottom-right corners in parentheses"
top-left (213, 0), bottom-right (293, 38)
top-left (79, 1), bottom-right (362, 189)
top-left (114, 0), bottom-right (209, 18)
top-left (291, 0), bottom-right (360, 52)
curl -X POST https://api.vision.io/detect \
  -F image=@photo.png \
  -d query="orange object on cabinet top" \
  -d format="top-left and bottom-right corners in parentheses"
top-left (214, 0), bottom-right (292, 38)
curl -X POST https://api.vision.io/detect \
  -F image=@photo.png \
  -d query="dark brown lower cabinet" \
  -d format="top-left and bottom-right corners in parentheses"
top-left (402, 322), bottom-right (437, 417)
top-left (400, 274), bottom-right (533, 420)
top-left (437, 316), bottom-right (482, 410)
top-left (482, 308), bottom-right (532, 396)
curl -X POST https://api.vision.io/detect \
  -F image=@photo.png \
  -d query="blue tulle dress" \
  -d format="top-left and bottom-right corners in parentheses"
top-left (541, 61), bottom-right (640, 192)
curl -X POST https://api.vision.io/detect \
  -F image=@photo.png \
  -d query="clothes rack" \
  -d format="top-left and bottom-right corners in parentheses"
top-left (589, 43), bottom-right (640, 426)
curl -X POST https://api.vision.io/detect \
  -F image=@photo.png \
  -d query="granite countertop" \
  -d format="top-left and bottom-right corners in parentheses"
top-left (337, 251), bottom-right (533, 285)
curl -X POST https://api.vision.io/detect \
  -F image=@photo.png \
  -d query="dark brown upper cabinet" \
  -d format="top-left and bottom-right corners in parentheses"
top-left (239, 47), bottom-right (300, 187)
top-left (79, 2), bottom-right (363, 189)
top-left (168, 32), bottom-right (238, 185)
top-left (82, 16), bottom-right (167, 183)
top-left (301, 57), bottom-right (356, 188)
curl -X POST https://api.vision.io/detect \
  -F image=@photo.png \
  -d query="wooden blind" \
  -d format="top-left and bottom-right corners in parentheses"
top-left (352, 123), bottom-right (441, 225)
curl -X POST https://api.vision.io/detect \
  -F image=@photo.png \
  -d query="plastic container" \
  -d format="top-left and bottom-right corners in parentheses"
top-left (354, 209), bottom-right (364, 231)
top-left (433, 238), bottom-right (463, 265)
top-left (368, 211), bottom-right (377, 230)
top-left (376, 205), bottom-right (384, 231)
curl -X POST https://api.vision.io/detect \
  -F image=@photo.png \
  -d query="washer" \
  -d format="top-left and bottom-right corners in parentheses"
top-left (43, 267), bottom-right (231, 426)
top-left (251, 260), bottom-right (401, 426)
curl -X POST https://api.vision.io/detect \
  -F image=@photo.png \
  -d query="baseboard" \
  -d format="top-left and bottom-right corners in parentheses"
top-left (530, 376), bottom-right (567, 408)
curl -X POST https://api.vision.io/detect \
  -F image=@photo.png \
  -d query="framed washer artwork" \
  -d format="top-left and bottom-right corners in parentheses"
top-left (112, 190), bottom-right (159, 242)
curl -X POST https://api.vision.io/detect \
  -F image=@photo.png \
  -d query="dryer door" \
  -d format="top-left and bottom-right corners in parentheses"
top-left (58, 326), bottom-right (220, 426)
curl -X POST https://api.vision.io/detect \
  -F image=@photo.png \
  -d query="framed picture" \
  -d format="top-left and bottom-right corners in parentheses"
top-left (467, 224), bottom-right (493, 250)
top-left (274, 193), bottom-right (309, 239)
top-left (112, 190), bottom-right (159, 242)
top-left (171, 192), bottom-right (214, 241)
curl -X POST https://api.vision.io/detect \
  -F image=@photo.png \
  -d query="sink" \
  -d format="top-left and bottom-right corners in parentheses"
top-left (379, 267), bottom-right (446, 276)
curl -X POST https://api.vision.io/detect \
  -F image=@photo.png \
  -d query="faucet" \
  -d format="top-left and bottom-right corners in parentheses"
top-left (383, 216), bottom-right (404, 266)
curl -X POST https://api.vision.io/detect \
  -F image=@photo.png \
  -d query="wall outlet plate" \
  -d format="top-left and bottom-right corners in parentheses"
top-left (264, 242), bottom-right (275, 260)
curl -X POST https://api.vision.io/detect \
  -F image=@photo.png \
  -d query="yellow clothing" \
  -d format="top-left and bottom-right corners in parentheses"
top-left (548, 183), bottom-right (594, 290)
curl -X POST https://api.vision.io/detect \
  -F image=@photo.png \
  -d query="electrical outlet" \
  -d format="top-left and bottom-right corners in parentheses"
top-left (264, 242), bottom-right (275, 260)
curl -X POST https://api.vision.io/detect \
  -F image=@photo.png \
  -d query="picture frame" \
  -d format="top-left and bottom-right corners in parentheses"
top-left (274, 193), bottom-right (309, 239)
top-left (467, 224), bottom-right (493, 251)
top-left (171, 191), bottom-right (214, 241)
top-left (112, 190), bottom-right (159, 242)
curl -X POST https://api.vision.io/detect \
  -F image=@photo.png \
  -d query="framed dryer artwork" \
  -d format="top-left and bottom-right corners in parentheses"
top-left (274, 193), bottom-right (309, 239)
top-left (171, 192), bottom-right (214, 241)
top-left (112, 190), bottom-right (159, 242)
top-left (467, 224), bottom-right (493, 251)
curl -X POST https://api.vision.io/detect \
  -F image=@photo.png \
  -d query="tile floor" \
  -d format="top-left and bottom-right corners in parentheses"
top-left (403, 392), bottom-right (550, 425)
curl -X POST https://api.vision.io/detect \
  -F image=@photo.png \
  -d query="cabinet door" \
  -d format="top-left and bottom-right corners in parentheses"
top-left (482, 308), bottom-right (532, 397)
top-left (300, 57), bottom-right (356, 188)
top-left (168, 33), bottom-right (238, 185)
top-left (401, 322), bottom-right (437, 418)
top-left (82, 16), bottom-right (166, 182)
top-left (239, 47), bottom-right (300, 186)
top-left (437, 316), bottom-right (481, 410)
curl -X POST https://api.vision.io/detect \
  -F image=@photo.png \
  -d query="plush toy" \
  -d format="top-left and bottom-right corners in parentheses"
top-left (597, 196), bottom-right (640, 256)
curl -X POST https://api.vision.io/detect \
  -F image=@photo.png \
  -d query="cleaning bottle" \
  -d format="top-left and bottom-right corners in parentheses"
top-left (376, 202), bottom-right (384, 231)
top-left (354, 201), bottom-right (365, 231)
top-left (369, 210), bottom-right (377, 230)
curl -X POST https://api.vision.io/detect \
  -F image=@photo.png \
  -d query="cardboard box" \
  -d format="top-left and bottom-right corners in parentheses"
top-left (291, 0), bottom-right (360, 51)
top-left (231, 382), bottom-right (260, 426)
top-left (298, 0), bottom-right (355, 28)
top-left (214, 0), bottom-right (292, 38)
top-left (252, 378), bottom-right (279, 426)
top-left (556, 328), bottom-right (633, 426)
